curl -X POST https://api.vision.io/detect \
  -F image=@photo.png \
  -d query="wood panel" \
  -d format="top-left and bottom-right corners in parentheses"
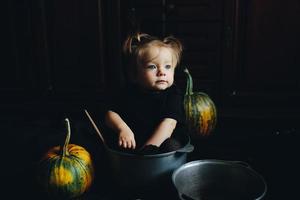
top-left (44, 0), bottom-right (105, 97)
top-left (222, 0), bottom-right (300, 108)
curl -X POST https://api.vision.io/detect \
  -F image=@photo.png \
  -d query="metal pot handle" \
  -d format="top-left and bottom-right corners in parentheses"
top-left (176, 143), bottom-right (194, 153)
top-left (229, 160), bottom-right (251, 168)
top-left (180, 193), bottom-right (195, 200)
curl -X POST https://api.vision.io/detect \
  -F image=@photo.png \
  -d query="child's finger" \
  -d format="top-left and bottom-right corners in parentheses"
top-left (123, 140), bottom-right (127, 148)
top-left (118, 140), bottom-right (123, 146)
top-left (125, 140), bottom-right (130, 149)
top-left (132, 140), bottom-right (136, 149)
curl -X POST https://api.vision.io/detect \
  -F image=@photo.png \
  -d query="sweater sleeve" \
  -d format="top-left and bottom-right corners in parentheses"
top-left (161, 85), bottom-right (185, 123)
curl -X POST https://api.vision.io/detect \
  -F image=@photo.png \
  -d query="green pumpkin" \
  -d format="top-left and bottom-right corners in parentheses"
top-left (183, 68), bottom-right (217, 136)
top-left (37, 118), bottom-right (94, 199)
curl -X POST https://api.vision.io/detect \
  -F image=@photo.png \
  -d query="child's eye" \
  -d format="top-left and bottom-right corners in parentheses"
top-left (147, 65), bottom-right (156, 69)
top-left (165, 65), bottom-right (172, 69)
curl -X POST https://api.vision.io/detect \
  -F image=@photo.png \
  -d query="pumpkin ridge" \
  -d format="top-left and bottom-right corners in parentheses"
top-left (71, 156), bottom-right (93, 190)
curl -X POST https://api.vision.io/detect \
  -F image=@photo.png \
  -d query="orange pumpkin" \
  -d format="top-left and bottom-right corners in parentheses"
top-left (183, 68), bottom-right (217, 136)
top-left (37, 118), bottom-right (94, 199)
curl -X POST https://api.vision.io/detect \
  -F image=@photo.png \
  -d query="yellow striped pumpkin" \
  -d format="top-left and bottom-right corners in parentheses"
top-left (37, 118), bottom-right (94, 199)
top-left (183, 68), bottom-right (217, 136)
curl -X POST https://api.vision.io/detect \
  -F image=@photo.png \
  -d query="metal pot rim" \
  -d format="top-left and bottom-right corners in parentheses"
top-left (172, 159), bottom-right (267, 180)
top-left (105, 142), bottom-right (193, 158)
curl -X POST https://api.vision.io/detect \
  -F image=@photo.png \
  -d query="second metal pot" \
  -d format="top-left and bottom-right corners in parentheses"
top-left (172, 160), bottom-right (267, 200)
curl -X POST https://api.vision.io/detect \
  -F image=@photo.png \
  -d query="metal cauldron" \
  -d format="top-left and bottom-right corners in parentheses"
top-left (172, 160), bottom-right (267, 200)
top-left (106, 133), bottom-right (194, 190)
top-left (84, 110), bottom-right (194, 191)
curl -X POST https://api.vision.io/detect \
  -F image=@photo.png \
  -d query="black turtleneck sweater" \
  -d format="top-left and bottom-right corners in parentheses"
top-left (105, 84), bottom-right (185, 148)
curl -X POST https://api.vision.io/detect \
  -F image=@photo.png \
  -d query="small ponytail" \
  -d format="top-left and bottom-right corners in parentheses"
top-left (163, 36), bottom-right (183, 65)
top-left (123, 32), bottom-right (155, 55)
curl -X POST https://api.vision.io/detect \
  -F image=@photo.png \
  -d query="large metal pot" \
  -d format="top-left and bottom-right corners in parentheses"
top-left (84, 110), bottom-right (194, 192)
top-left (172, 160), bottom-right (267, 200)
top-left (106, 133), bottom-right (194, 190)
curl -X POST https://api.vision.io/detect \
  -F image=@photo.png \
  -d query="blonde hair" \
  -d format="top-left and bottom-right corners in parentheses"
top-left (123, 32), bottom-right (183, 81)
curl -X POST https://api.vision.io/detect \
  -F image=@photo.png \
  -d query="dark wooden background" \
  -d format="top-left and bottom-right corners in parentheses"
top-left (2, 0), bottom-right (300, 120)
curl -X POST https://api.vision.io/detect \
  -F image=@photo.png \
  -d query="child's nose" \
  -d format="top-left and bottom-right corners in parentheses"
top-left (157, 68), bottom-right (166, 76)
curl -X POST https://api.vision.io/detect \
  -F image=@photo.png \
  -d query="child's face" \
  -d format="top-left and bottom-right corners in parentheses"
top-left (136, 46), bottom-right (176, 91)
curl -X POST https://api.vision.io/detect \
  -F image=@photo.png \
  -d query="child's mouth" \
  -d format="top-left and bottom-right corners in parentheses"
top-left (156, 80), bottom-right (167, 84)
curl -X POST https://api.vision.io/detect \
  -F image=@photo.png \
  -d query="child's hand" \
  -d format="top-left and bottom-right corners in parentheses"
top-left (139, 144), bottom-right (160, 155)
top-left (118, 128), bottom-right (136, 149)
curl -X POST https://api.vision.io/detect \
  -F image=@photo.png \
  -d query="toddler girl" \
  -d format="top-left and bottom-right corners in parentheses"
top-left (104, 32), bottom-right (185, 154)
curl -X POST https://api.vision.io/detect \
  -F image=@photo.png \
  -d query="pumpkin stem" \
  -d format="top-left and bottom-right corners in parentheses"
top-left (62, 118), bottom-right (71, 157)
top-left (184, 68), bottom-right (193, 95)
